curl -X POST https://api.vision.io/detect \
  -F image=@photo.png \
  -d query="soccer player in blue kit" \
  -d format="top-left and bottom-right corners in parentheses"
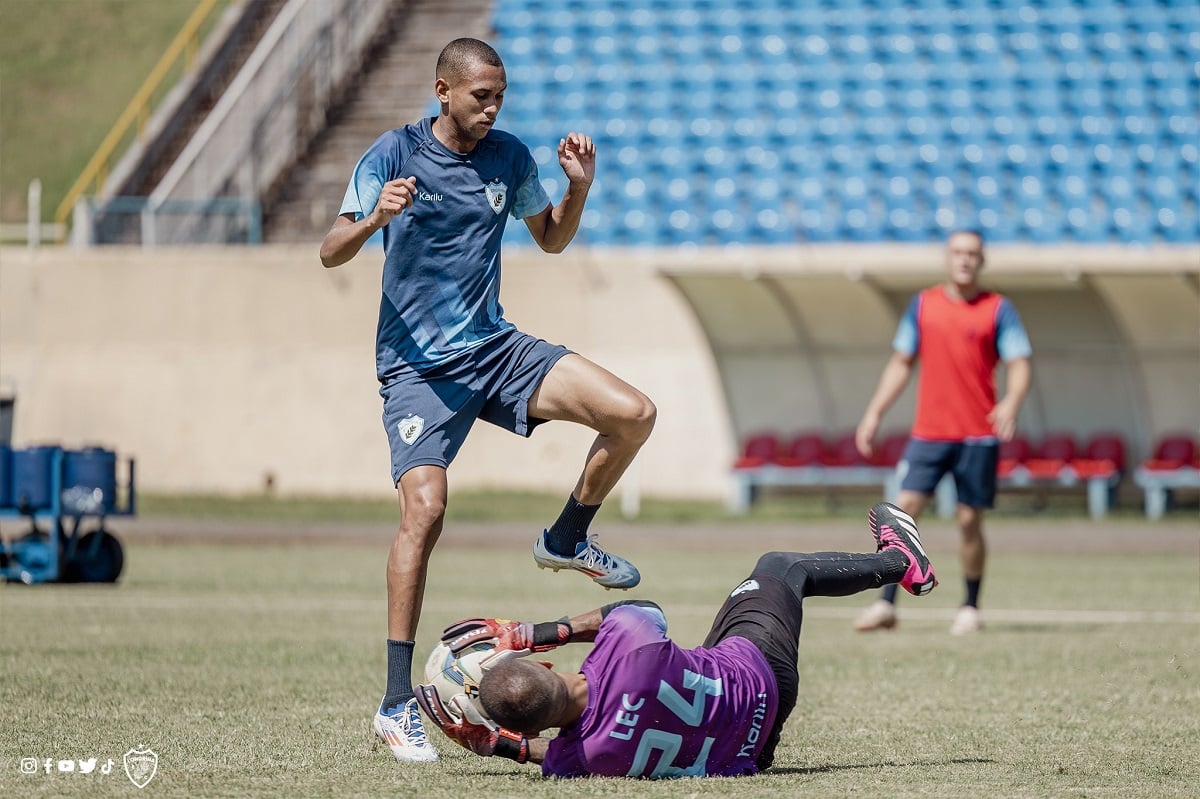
top-left (416, 502), bottom-right (938, 777)
top-left (319, 38), bottom-right (655, 762)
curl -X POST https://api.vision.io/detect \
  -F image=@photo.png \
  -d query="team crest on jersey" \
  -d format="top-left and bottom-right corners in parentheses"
top-left (484, 178), bottom-right (507, 214)
top-left (398, 414), bottom-right (425, 445)
top-left (730, 579), bottom-right (760, 597)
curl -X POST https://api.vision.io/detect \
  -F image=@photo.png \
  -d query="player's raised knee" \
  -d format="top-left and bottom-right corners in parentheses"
top-left (753, 551), bottom-right (792, 577)
top-left (619, 393), bottom-right (657, 443)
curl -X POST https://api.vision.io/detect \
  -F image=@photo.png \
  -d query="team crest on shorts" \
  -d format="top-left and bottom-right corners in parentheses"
top-left (484, 178), bottom-right (507, 214)
top-left (398, 414), bottom-right (425, 445)
top-left (730, 579), bottom-right (760, 597)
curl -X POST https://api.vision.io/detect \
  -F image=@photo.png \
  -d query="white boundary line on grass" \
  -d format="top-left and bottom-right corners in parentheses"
top-left (4, 592), bottom-right (1198, 625)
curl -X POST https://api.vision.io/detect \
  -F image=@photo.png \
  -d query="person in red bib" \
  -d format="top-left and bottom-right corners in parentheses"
top-left (853, 230), bottom-right (1032, 635)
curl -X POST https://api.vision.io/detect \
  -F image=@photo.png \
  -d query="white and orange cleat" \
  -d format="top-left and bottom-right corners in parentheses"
top-left (374, 698), bottom-right (438, 762)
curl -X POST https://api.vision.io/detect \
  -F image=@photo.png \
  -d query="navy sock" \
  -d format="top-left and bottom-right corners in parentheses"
top-left (545, 496), bottom-right (600, 556)
top-left (964, 578), bottom-right (982, 608)
top-left (379, 639), bottom-right (414, 715)
top-left (880, 581), bottom-right (900, 604)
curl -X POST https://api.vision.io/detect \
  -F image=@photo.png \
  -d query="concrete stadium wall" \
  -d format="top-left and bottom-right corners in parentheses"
top-left (0, 245), bottom-right (727, 500)
top-left (1, 244), bottom-right (1196, 502)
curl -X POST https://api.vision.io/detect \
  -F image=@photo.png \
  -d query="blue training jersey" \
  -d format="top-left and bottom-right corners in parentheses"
top-left (339, 117), bottom-right (551, 378)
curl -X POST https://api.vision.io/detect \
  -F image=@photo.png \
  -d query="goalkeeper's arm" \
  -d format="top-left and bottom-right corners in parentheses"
top-left (557, 599), bottom-right (664, 644)
top-left (442, 600), bottom-right (664, 658)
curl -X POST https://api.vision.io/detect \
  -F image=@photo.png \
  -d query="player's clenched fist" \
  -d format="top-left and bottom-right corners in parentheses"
top-left (370, 177), bottom-right (418, 226)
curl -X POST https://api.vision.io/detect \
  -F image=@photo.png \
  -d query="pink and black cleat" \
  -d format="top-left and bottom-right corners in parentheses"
top-left (869, 502), bottom-right (938, 596)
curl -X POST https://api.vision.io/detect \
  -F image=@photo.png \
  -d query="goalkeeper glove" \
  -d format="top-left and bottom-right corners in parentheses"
top-left (414, 684), bottom-right (529, 763)
top-left (441, 617), bottom-right (572, 668)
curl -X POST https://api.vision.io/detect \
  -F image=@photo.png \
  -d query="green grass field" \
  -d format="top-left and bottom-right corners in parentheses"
top-left (2, 523), bottom-right (1198, 798)
top-left (0, 0), bottom-right (219, 225)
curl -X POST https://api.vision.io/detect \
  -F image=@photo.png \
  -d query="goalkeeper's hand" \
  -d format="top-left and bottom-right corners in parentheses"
top-left (441, 617), bottom-right (572, 668)
top-left (414, 684), bottom-right (529, 763)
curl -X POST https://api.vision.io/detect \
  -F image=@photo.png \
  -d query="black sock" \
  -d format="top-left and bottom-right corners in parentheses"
top-left (964, 578), bottom-right (982, 608)
top-left (380, 639), bottom-right (414, 715)
top-left (754, 549), bottom-right (909, 604)
top-left (545, 496), bottom-right (600, 556)
top-left (880, 581), bottom-right (900, 604)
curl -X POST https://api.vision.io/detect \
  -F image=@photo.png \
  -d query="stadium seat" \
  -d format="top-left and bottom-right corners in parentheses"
top-left (822, 432), bottom-right (869, 467)
top-left (777, 432), bottom-right (825, 468)
top-left (733, 432), bottom-right (782, 469)
top-left (1134, 433), bottom-right (1200, 519)
top-left (1072, 432), bottom-right (1128, 478)
top-left (491, 0), bottom-right (1199, 246)
top-left (1141, 433), bottom-right (1199, 471)
top-left (998, 435), bottom-right (1035, 479)
top-left (1024, 432), bottom-right (1078, 480)
top-left (873, 432), bottom-right (911, 467)
top-left (1069, 432), bottom-right (1128, 516)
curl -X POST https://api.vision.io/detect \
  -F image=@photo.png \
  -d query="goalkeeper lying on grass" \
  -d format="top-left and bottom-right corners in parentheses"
top-left (416, 502), bottom-right (937, 778)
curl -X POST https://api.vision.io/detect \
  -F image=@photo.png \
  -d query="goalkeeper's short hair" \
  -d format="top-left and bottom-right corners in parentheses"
top-left (479, 660), bottom-right (562, 735)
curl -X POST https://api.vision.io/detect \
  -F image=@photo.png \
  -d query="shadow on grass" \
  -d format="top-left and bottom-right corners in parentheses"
top-left (445, 757), bottom-right (998, 780)
top-left (769, 756), bottom-right (996, 776)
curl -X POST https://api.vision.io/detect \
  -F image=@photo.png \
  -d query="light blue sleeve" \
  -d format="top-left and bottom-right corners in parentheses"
top-left (509, 156), bottom-right (551, 219)
top-left (995, 297), bottom-right (1033, 360)
top-left (892, 294), bottom-right (921, 356)
top-left (338, 134), bottom-right (397, 220)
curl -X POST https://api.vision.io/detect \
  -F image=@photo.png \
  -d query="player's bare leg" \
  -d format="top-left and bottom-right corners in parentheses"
top-left (375, 464), bottom-right (447, 763)
top-left (854, 489), bottom-right (931, 631)
top-left (528, 354), bottom-right (656, 589)
top-left (389, 465), bottom-right (448, 640)
top-left (951, 503), bottom-right (986, 635)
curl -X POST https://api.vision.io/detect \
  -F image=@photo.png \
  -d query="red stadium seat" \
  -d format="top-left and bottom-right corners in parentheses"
top-left (1071, 432), bottom-right (1127, 479)
top-left (1141, 433), bottom-right (1199, 471)
top-left (777, 432), bottom-right (825, 467)
top-left (733, 432), bottom-right (782, 469)
top-left (873, 432), bottom-right (910, 467)
top-left (998, 436), bottom-right (1034, 478)
top-left (1024, 432), bottom-right (1077, 480)
top-left (822, 432), bottom-right (869, 467)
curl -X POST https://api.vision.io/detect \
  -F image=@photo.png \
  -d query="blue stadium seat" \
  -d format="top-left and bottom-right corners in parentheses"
top-left (492, 0), bottom-right (1200, 246)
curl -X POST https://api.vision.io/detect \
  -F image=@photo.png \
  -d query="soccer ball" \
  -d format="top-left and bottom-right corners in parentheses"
top-left (423, 641), bottom-right (494, 721)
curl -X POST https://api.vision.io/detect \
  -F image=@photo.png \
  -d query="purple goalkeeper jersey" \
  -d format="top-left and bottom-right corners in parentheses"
top-left (542, 605), bottom-right (779, 778)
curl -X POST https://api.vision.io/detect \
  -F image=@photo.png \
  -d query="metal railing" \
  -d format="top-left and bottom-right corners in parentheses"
top-left (74, 196), bottom-right (262, 246)
top-left (142, 0), bottom-right (399, 246)
top-left (53, 0), bottom-right (232, 238)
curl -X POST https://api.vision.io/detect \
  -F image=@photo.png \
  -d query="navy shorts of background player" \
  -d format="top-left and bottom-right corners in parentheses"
top-left (898, 438), bottom-right (1000, 510)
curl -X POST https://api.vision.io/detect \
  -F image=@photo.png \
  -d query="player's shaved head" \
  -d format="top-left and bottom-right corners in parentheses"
top-left (479, 660), bottom-right (564, 734)
top-left (436, 38), bottom-right (504, 84)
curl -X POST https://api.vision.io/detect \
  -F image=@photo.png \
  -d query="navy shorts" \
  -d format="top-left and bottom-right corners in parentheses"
top-left (702, 573), bottom-right (802, 771)
top-left (898, 438), bottom-right (1000, 509)
top-left (380, 329), bottom-right (571, 484)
